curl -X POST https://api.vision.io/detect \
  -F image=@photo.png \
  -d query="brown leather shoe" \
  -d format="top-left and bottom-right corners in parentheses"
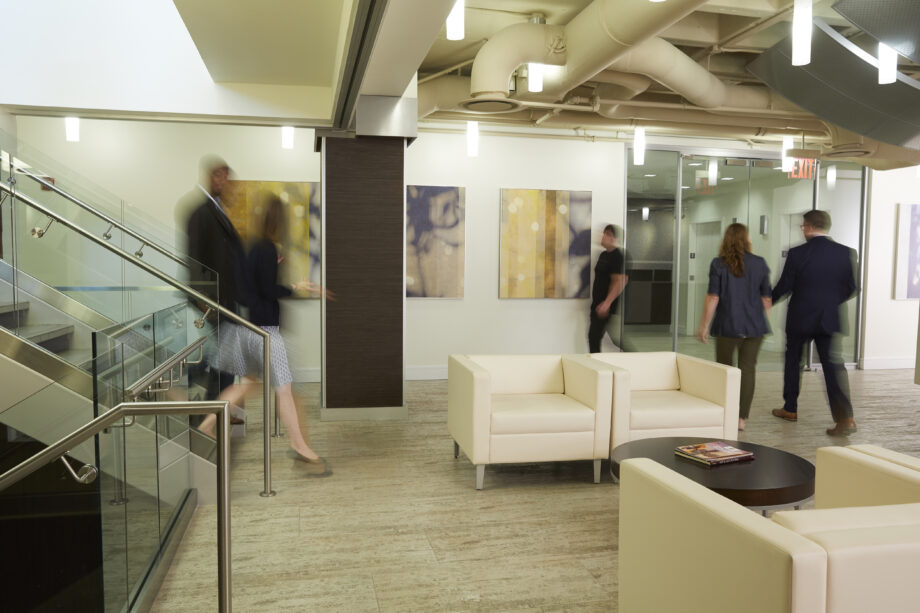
top-left (772, 408), bottom-right (798, 421)
top-left (826, 419), bottom-right (857, 436)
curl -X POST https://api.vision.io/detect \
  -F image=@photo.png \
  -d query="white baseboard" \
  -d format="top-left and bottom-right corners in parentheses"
top-left (294, 366), bottom-right (448, 381)
top-left (859, 357), bottom-right (916, 370)
top-left (406, 365), bottom-right (447, 380)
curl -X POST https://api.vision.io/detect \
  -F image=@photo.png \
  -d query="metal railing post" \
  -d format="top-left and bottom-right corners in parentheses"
top-left (217, 402), bottom-right (232, 611)
top-left (261, 334), bottom-right (276, 497)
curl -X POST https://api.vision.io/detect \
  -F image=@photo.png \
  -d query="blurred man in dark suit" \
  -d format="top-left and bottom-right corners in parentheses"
top-left (771, 210), bottom-right (857, 436)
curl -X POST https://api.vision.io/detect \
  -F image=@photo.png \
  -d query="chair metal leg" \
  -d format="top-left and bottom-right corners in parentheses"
top-left (453, 441), bottom-right (459, 459)
top-left (593, 459), bottom-right (602, 484)
top-left (475, 465), bottom-right (485, 490)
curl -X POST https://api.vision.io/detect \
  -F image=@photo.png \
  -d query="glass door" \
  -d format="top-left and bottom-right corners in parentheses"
top-left (816, 161), bottom-right (865, 365)
top-left (622, 150), bottom-right (680, 351)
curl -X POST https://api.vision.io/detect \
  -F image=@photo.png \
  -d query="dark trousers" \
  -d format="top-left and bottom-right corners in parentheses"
top-left (589, 310), bottom-right (630, 353)
top-left (783, 332), bottom-right (853, 421)
top-left (715, 336), bottom-right (763, 419)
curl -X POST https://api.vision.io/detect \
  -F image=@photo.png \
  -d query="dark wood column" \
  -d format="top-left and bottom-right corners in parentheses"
top-left (322, 136), bottom-right (405, 418)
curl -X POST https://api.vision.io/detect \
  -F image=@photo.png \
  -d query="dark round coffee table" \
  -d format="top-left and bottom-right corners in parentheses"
top-left (611, 437), bottom-right (815, 510)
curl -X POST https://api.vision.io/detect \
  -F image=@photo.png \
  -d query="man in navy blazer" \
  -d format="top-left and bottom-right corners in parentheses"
top-left (771, 210), bottom-right (857, 436)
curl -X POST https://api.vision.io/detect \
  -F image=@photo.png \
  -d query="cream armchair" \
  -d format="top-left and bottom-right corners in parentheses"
top-left (589, 351), bottom-right (740, 450)
top-left (619, 446), bottom-right (920, 613)
top-left (448, 354), bottom-right (613, 490)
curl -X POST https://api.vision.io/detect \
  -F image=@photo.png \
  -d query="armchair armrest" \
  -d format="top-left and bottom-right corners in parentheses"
top-left (816, 447), bottom-right (920, 509)
top-left (562, 355), bottom-right (613, 458)
top-left (619, 458), bottom-right (827, 613)
top-left (447, 355), bottom-right (492, 465)
top-left (676, 353), bottom-right (740, 436)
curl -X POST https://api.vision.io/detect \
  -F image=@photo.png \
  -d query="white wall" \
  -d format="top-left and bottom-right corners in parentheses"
top-left (15, 116), bottom-right (323, 377)
top-left (862, 167), bottom-right (920, 369)
top-left (1, 1), bottom-right (330, 121)
top-left (405, 131), bottom-right (625, 378)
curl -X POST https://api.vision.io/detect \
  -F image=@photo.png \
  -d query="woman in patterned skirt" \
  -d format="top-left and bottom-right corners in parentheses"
top-left (200, 195), bottom-right (330, 463)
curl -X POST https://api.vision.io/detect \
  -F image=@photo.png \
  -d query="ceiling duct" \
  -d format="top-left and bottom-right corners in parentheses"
top-left (748, 19), bottom-right (920, 152)
top-left (465, 0), bottom-right (708, 108)
top-left (833, 0), bottom-right (920, 64)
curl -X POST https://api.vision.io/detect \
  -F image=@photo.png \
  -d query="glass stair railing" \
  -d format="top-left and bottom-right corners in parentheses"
top-left (0, 140), bottom-right (275, 499)
top-left (0, 397), bottom-right (232, 612)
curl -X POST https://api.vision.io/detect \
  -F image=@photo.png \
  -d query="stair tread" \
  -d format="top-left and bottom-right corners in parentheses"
top-left (11, 323), bottom-right (75, 343)
top-left (0, 301), bottom-right (30, 315)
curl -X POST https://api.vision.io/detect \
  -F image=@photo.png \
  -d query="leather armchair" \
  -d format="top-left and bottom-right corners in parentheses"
top-left (448, 354), bottom-right (613, 490)
top-left (589, 351), bottom-right (740, 450)
top-left (619, 445), bottom-right (920, 613)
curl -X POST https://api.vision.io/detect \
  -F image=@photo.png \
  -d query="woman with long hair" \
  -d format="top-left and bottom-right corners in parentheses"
top-left (200, 194), bottom-right (329, 463)
top-left (696, 223), bottom-right (772, 432)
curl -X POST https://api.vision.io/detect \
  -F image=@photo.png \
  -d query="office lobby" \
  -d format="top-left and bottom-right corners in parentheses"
top-left (3, 1), bottom-right (920, 611)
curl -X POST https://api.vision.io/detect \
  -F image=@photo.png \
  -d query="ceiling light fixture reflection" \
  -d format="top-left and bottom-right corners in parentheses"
top-left (446, 0), bottom-right (464, 41)
top-left (708, 159), bottom-right (718, 185)
top-left (681, 185), bottom-right (690, 189)
top-left (65, 117), bottom-right (80, 142)
top-left (688, 162), bottom-right (702, 167)
top-left (642, 207), bottom-right (649, 221)
top-left (781, 135), bottom-right (794, 172)
top-left (878, 43), bottom-right (898, 84)
top-left (527, 62), bottom-right (544, 93)
top-left (633, 127), bottom-right (646, 166)
top-left (827, 164), bottom-right (837, 189)
top-left (281, 126), bottom-right (294, 149)
top-left (792, 0), bottom-right (812, 66)
top-left (466, 120), bottom-right (479, 157)
top-left (644, 173), bottom-right (656, 177)
top-left (722, 177), bottom-right (734, 181)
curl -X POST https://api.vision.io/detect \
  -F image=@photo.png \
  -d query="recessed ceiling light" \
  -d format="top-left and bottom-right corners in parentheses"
top-left (681, 185), bottom-right (690, 189)
top-left (688, 162), bottom-right (702, 167)
top-left (722, 177), bottom-right (734, 181)
top-left (644, 173), bottom-right (656, 177)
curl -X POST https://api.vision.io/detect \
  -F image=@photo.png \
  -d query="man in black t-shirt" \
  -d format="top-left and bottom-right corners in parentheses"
top-left (589, 224), bottom-right (628, 353)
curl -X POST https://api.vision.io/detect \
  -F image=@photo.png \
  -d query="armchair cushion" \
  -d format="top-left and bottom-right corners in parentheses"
top-left (773, 503), bottom-right (920, 535)
top-left (590, 351), bottom-right (679, 391)
top-left (466, 354), bottom-right (563, 394)
top-left (630, 390), bottom-right (727, 429)
top-left (816, 447), bottom-right (920, 509)
top-left (491, 394), bottom-right (595, 435)
top-left (848, 444), bottom-right (920, 472)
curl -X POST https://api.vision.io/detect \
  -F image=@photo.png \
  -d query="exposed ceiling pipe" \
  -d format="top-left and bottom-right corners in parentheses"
top-left (589, 70), bottom-right (653, 101)
top-left (608, 37), bottom-right (799, 111)
top-left (469, 0), bottom-right (708, 104)
top-left (469, 23), bottom-right (566, 100)
top-left (538, 112), bottom-right (830, 141)
top-left (595, 101), bottom-right (826, 133)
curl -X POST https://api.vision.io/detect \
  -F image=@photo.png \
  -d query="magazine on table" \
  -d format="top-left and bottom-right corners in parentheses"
top-left (674, 441), bottom-right (754, 466)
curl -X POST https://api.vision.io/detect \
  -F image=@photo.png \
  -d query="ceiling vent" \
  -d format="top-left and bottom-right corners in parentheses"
top-left (459, 98), bottom-right (523, 113)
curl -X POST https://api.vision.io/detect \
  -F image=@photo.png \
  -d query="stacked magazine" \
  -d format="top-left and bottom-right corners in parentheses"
top-left (675, 441), bottom-right (754, 466)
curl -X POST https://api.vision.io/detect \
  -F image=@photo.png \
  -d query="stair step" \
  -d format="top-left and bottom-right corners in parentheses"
top-left (0, 302), bottom-right (30, 315)
top-left (13, 324), bottom-right (75, 344)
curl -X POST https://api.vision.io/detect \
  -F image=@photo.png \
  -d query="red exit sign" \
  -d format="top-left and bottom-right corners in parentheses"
top-left (787, 158), bottom-right (816, 180)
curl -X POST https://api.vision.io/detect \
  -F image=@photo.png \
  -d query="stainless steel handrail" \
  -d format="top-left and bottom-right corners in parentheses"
top-left (125, 336), bottom-right (207, 398)
top-left (0, 180), bottom-right (275, 498)
top-left (18, 166), bottom-right (190, 269)
top-left (0, 400), bottom-right (233, 612)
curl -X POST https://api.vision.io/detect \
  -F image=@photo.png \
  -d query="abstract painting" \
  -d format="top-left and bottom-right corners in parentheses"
top-left (223, 180), bottom-right (321, 289)
top-left (406, 185), bottom-right (465, 298)
top-left (499, 189), bottom-right (592, 298)
top-left (895, 203), bottom-right (920, 299)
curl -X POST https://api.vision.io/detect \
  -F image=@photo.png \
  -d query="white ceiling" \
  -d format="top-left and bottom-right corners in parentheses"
top-left (173, 0), bottom-right (353, 86)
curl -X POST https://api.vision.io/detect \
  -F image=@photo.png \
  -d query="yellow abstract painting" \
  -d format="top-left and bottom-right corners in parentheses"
top-left (223, 180), bottom-right (321, 289)
top-left (499, 189), bottom-right (592, 299)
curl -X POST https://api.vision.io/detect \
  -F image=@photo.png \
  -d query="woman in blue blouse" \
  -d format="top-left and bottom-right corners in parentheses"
top-left (696, 223), bottom-right (772, 432)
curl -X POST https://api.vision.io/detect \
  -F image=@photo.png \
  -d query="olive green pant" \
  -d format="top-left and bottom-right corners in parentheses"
top-left (714, 336), bottom-right (764, 419)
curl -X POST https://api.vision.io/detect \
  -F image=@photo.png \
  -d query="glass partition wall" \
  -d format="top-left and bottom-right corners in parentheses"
top-left (624, 149), bottom-right (866, 369)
